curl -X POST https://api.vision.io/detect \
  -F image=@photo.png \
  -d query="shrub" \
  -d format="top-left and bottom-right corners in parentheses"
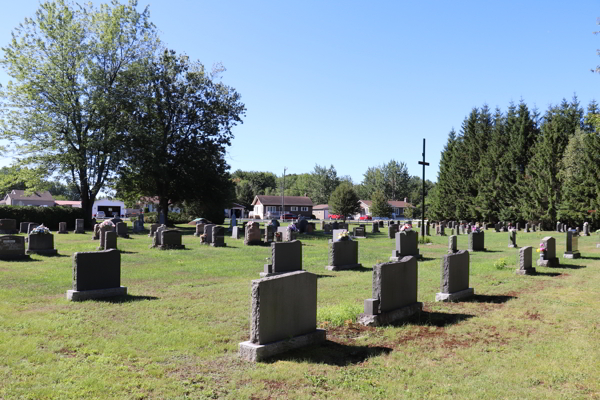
top-left (494, 258), bottom-right (508, 270)
top-left (143, 212), bottom-right (190, 226)
top-left (317, 303), bottom-right (363, 327)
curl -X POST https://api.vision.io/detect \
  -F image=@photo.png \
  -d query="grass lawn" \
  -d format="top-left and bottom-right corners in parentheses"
top-left (1, 224), bottom-right (599, 399)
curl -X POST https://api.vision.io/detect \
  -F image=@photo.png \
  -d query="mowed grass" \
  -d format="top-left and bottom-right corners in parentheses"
top-left (1, 224), bottom-right (599, 399)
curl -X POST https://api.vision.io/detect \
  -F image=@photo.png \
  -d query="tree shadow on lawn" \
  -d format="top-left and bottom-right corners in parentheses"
top-left (1, 257), bottom-right (42, 262)
top-left (462, 294), bottom-right (517, 304)
top-left (399, 310), bottom-right (474, 328)
top-left (93, 294), bottom-right (159, 303)
top-left (267, 340), bottom-right (392, 366)
top-left (480, 249), bottom-right (503, 253)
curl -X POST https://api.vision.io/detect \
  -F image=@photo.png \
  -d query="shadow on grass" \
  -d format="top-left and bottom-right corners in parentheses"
top-left (555, 263), bottom-right (586, 270)
top-left (534, 271), bottom-right (563, 277)
top-left (94, 294), bottom-right (159, 303)
top-left (119, 250), bottom-right (138, 254)
top-left (463, 294), bottom-right (517, 304)
top-left (400, 311), bottom-right (474, 327)
top-left (580, 256), bottom-right (600, 260)
top-left (267, 340), bottom-right (392, 366)
top-left (316, 274), bottom-right (335, 279)
top-left (1, 257), bottom-right (42, 262)
top-left (481, 249), bottom-right (503, 253)
top-left (419, 257), bottom-right (436, 262)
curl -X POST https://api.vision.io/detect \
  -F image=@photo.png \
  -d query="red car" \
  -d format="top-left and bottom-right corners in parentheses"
top-left (359, 215), bottom-right (372, 220)
top-left (280, 213), bottom-right (297, 220)
top-left (329, 214), bottom-right (342, 220)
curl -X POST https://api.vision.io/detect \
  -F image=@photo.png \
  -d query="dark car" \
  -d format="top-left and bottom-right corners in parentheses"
top-left (280, 213), bottom-right (297, 220)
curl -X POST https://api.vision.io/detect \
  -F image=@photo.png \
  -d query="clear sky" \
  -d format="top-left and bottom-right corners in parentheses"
top-left (1, 0), bottom-right (598, 184)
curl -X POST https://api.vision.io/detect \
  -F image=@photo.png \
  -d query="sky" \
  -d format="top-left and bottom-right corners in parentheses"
top-left (0, 0), bottom-right (599, 184)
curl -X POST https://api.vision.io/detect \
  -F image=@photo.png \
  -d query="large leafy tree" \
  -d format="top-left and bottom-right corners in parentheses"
top-left (328, 182), bottom-right (361, 223)
top-left (309, 164), bottom-right (340, 205)
top-left (0, 0), bottom-right (158, 223)
top-left (115, 50), bottom-right (245, 225)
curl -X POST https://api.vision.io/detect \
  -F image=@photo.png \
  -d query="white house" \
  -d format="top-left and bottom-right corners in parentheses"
top-left (92, 199), bottom-right (126, 217)
top-left (357, 198), bottom-right (414, 219)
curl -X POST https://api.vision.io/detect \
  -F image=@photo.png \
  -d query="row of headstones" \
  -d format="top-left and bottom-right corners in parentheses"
top-left (555, 221), bottom-right (591, 236)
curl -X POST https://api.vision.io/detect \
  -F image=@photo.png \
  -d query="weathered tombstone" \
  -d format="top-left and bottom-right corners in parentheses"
top-left (97, 224), bottom-right (114, 250)
top-left (563, 231), bottom-right (580, 259)
top-left (194, 223), bottom-right (205, 237)
top-left (285, 226), bottom-right (298, 241)
top-left (262, 240), bottom-right (302, 276)
top-left (538, 223), bottom-right (542, 232)
top-left (358, 256), bottom-right (422, 326)
top-left (27, 229), bottom-right (58, 255)
top-left (150, 225), bottom-right (167, 248)
top-left (455, 225), bottom-right (460, 236)
top-left (325, 237), bottom-right (361, 271)
top-left (353, 226), bottom-right (366, 238)
top-left (436, 250), bottom-right (474, 302)
top-left (372, 222), bottom-right (379, 233)
top-left (508, 231), bottom-right (517, 248)
top-left (232, 226), bottom-right (241, 239)
top-left (448, 235), bottom-right (458, 254)
top-left (19, 222), bottom-right (34, 234)
top-left (516, 246), bottom-right (536, 275)
top-left (244, 222), bottom-right (262, 246)
top-left (115, 222), bottom-right (129, 238)
top-left (332, 229), bottom-right (349, 242)
top-left (436, 223), bottom-right (446, 236)
top-left (74, 219), bottom-right (85, 234)
top-left (66, 249), bottom-right (126, 301)
top-left (92, 224), bottom-right (100, 240)
top-left (391, 230), bottom-right (420, 260)
top-left (0, 219), bottom-right (18, 234)
top-left (264, 225), bottom-right (275, 243)
top-left (583, 222), bottom-right (590, 236)
top-left (148, 223), bottom-right (159, 237)
top-left (556, 222), bottom-right (561, 232)
top-left (201, 224), bottom-right (215, 245)
top-left (58, 222), bottom-right (68, 234)
top-left (238, 271), bottom-right (325, 362)
top-left (159, 230), bottom-right (185, 250)
top-left (537, 236), bottom-right (559, 268)
top-left (211, 225), bottom-right (226, 247)
top-left (387, 224), bottom-right (398, 239)
top-left (468, 231), bottom-right (485, 252)
top-left (104, 231), bottom-right (118, 250)
top-left (0, 235), bottom-right (29, 260)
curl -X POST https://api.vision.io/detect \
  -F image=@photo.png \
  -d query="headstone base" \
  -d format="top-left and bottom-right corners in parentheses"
top-left (244, 240), bottom-right (263, 246)
top-left (537, 257), bottom-right (559, 267)
top-left (357, 302), bottom-right (422, 327)
top-left (210, 242), bottom-right (226, 247)
top-left (324, 263), bottom-right (363, 271)
top-left (58, 231), bottom-right (68, 234)
top-left (435, 288), bottom-right (474, 302)
top-left (468, 247), bottom-right (486, 252)
top-left (66, 286), bottom-right (127, 301)
top-left (26, 249), bottom-right (58, 256)
top-left (238, 329), bottom-right (326, 362)
top-left (74, 230), bottom-right (85, 234)
top-left (157, 244), bottom-right (186, 250)
top-left (563, 251), bottom-right (580, 259)
top-left (515, 267), bottom-right (536, 275)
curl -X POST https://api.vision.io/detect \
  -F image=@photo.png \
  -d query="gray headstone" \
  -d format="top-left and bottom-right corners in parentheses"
top-left (0, 235), bottom-right (29, 260)
top-left (203, 224), bottom-right (215, 244)
top-left (104, 231), bottom-right (117, 250)
top-left (325, 239), bottom-right (360, 270)
top-left (391, 230), bottom-right (419, 260)
top-left (211, 225), bottom-right (226, 247)
top-left (232, 226), bottom-right (241, 239)
top-left (116, 222), bottom-right (129, 238)
top-left (27, 232), bottom-right (57, 255)
top-left (353, 226), bottom-right (366, 237)
top-left (372, 222), bottom-right (379, 233)
top-left (468, 231), bottom-right (485, 251)
top-left (27, 223), bottom-right (40, 235)
top-left (245, 222), bottom-right (262, 245)
top-left (148, 223), bottom-right (159, 237)
top-left (98, 224), bottom-right (114, 250)
top-left (563, 231), bottom-right (580, 259)
top-left (160, 230), bottom-right (184, 249)
top-left (332, 229), bottom-right (348, 242)
top-left (436, 250), bottom-right (474, 301)
top-left (0, 219), bottom-right (18, 234)
top-left (388, 224), bottom-right (399, 239)
top-left (537, 236), bottom-right (559, 268)
top-left (67, 249), bottom-right (126, 300)
top-left (19, 222), bottom-right (35, 234)
top-left (58, 222), bottom-right (68, 234)
top-left (263, 240), bottom-right (302, 275)
top-left (74, 219), bottom-right (85, 234)
top-left (508, 231), bottom-right (517, 248)
top-left (194, 223), bottom-right (205, 237)
top-left (516, 246), bottom-right (535, 275)
top-left (448, 235), bottom-right (457, 254)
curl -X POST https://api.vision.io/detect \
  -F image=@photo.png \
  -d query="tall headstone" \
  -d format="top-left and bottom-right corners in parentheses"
top-left (232, 226), bottom-right (241, 239)
top-left (116, 222), bottom-right (129, 238)
top-left (436, 250), bottom-right (474, 302)
top-left (583, 222), bottom-right (590, 236)
top-left (264, 225), bottom-right (275, 243)
top-left (325, 238), bottom-right (361, 271)
top-left (508, 231), bottom-right (517, 248)
top-left (516, 246), bottom-right (536, 275)
top-left (391, 230), bottom-right (420, 260)
top-left (151, 225), bottom-right (167, 248)
top-left (468, 231), bottom-right (485, 252)
top-left (202, 224), bottom-right (215, 245)
top-left (27, 232), bottom-right (58, 255)
top-left (92, 224), bottom-right (100, 240)
top-left (230, 214), bottom-right (237, 231)
top-left (563, 231), bottom-right (580, 259)
top-left (262, 240), bottom-right (302, 277)
top-left (211, 225), bottom-right (226, 247)
top-left (0, 235), bottom-right (29, 260)
top-left (74, 219), bottom-right (85, 234)
top-left (358, 256), bottom-right (422, 326)
top-left (238, 271), bottom-right (325, 362)
top-left (448, 235), bottom-right (458, 254)
top-left (97, 224), bottom-right (114, 250)
top-left (556, 221), bottom-right (561, 232)
top-left (104, 231), bottom-right (118, 250)
top-left (244, 222), bottom-right (262, 246)
top-left (537, 236), bottom-right (559, 268)
top-left (372, 222), bottom-right (379, 233)
top-left (66, 249), bottom-right (127, 301)
top-left (58, 222), bottom-right (68, 234)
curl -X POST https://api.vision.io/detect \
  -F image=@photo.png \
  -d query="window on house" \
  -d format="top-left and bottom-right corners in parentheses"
top-left (267, 206), bottom-right (277, 212)
top-left (291, 206), bottom-right (298, 211)
top-left (301, 206), bottom-right (308, 212)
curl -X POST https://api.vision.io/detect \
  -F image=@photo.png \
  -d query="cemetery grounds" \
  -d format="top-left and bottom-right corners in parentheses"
top-left (1, 223), bottom-right (599, 399)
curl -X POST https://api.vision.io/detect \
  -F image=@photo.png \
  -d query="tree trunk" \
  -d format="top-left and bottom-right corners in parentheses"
top-left (159, 196), bottom-right (170, 226)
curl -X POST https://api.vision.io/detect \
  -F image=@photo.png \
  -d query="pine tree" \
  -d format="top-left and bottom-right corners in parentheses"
top-left (427, 129), bottom-right (458, 220)
top-left (370, 189), bottom-right (393, 218)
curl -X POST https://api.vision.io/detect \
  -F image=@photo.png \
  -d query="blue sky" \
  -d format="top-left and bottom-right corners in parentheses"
top-left (1, 0), bottom-right (598, 184)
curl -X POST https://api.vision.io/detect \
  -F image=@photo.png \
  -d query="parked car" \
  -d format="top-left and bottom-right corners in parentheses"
top-left (329, 214), bottom-right (342, 220)
top-left (359, 215), bottom-right (372, 220)
top-left (280, 213), bottom-right (297, 220)
top-left (96, 211), bottom-right (106, 218)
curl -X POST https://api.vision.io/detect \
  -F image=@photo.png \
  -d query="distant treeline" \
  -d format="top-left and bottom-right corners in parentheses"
top-left (427, 97), bottom-right (600, 229)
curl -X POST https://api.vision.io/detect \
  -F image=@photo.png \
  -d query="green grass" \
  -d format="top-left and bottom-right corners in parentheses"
top-left (1, 224), bottom-right (599, 399)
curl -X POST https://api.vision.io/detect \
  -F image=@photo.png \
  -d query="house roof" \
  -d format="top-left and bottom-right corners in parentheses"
top-left (8, 190), bottom-right (54, 201)
top-left (313, 204), bottom-right (329, 210)
top-left (55, 200), bottom-right (82, 207)
top-left (360, 199), bottom-right (414, 208)
top-left (252, 195), bottom-right (313, 207)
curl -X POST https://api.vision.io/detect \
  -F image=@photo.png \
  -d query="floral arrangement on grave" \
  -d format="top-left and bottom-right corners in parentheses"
top-left (536, 242), bottom-right (546, 257)
top-left (287, 223), bottom-right (298, 232)
top-left (399, 223), bottom-right (412, 232)
top-left (471, 225), bottom-right (481, 233)
top-left (99, 220), bottom-right (115, 228)
top-left (337, 231), bottom-right (350, 241)
top-left (200, 233), bottom-right (207, 243)
top-left (30, 224), bottom-right (51, 235)
top-left (275, 232), bottom-right (282, 241)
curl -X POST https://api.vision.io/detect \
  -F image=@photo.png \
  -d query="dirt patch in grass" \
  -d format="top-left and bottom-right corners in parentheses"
top-left (525, 310), bottom-right (542, 320)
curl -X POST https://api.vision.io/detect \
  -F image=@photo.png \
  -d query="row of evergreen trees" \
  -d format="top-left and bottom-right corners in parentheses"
top-left (427, 97), bottom-right (600, 229)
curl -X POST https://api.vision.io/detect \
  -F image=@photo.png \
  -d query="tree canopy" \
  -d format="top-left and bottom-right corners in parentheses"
top-left (328, 182), bottom-right (361, 222)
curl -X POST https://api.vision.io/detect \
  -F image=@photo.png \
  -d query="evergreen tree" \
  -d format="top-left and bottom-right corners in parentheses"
top-left (328, 182), bottom-right (361, 223)
top-left (369, 189), bottom-right (393, 218)
top-left (428, 129), bottom-right (458, 220)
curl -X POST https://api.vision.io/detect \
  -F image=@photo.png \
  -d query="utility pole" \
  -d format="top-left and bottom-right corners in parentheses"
top-left (418, 139), bottom-right (429, 231)
top-left (281, 167), bottom-right (287, 220)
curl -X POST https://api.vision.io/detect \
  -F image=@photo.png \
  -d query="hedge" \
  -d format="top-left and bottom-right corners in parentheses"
top-left (143, 212), bottom-right (191, 225)
top-left (0, 205), bottom-right (87, 231)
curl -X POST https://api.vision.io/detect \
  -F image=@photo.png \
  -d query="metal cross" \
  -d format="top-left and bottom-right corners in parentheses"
top-left (418, 139), bottom-right (429, 229)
